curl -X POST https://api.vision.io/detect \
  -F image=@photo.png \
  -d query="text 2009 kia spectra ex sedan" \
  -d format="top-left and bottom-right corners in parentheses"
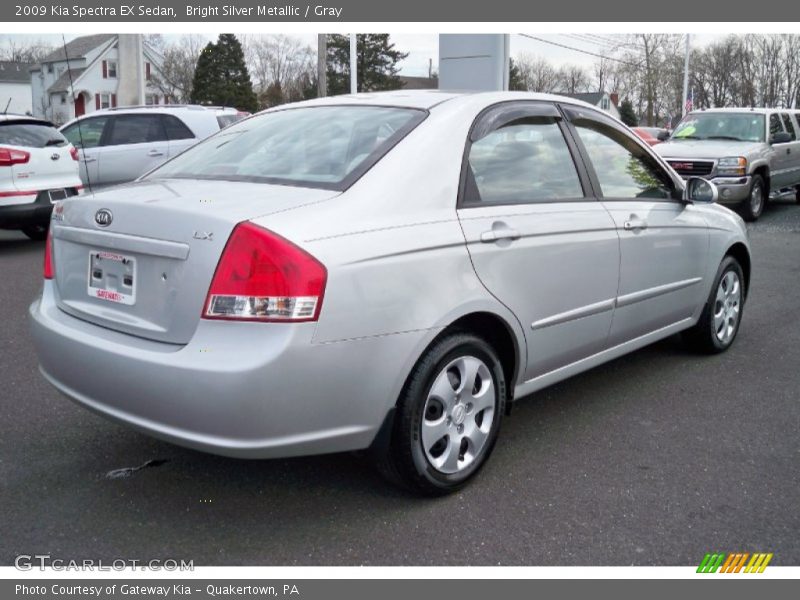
top-left (30, 91), bottom-right (751, 495)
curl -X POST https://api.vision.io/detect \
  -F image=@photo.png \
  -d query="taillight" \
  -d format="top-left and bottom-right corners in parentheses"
top-left (0, 147), bottom-right (31, 167)
top-left (70, 146), bottom-right (79, 161)
top-left (44, 226), bottom-right (54, 279)
top-left (203, 222), bottom-right (327, 322)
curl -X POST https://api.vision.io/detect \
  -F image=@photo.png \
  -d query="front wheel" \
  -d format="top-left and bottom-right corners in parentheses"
top-left (377, 332), bottom-right (506, 495)
top-left (739, 175), bottom-right (765, 221)
top-left (683, 256), bottom-right (745, 354)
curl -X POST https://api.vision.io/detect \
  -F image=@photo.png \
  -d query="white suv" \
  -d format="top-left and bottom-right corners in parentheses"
top-left (60, 105), bottom-right (246, 188)
top-left (0, 115), bottom-right (82, 240)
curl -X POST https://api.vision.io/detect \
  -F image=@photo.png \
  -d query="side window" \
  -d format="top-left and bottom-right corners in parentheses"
top-left (107, 114), bottom-right (167, 146)
top-left (61, 117), bottom-right (109, 149)
top-left (780, 114), bottom-right (797, 141)
top-left (465, 117), bottom-right (584, 204)
top-left (769, 114), bottom-right (784, 138)
top-left (162, 115), bottom-right (195, 141)
top-left (572, 120), bottom-right (675, 200)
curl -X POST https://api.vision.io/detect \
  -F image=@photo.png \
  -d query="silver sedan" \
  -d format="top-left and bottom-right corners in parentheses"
top-left (30, 91), bottom-right (751, 494)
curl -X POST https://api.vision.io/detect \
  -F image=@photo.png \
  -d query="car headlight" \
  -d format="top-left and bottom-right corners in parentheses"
top-left (717, 157), bottom-right (747, 176)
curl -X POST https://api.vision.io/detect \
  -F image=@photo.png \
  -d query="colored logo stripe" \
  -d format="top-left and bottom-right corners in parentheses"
top-left (697, 552), bottom-right (773, 573)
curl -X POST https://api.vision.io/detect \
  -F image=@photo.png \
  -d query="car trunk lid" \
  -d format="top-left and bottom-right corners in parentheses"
top-left (51, 178), bottom-right (338, 344)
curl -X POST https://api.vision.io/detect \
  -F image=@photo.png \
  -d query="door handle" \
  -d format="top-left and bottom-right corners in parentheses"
top-left (147, 149), bottom-right (165, 157)
top-left (480, 228), bottom-right (521, 243)
top-left (81, 157), bottom-right (96, 163)
top-left (623, 218), bottom-right (648, 231)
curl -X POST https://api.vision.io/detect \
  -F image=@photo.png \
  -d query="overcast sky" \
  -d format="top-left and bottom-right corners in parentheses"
top-left (1, 33), bottom-right (724, 77)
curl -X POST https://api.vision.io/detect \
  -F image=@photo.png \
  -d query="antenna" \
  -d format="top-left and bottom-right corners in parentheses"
top-left (2, 98), bottom-right (10, 114)
top-left (61, 34), bottom-right (93, 195)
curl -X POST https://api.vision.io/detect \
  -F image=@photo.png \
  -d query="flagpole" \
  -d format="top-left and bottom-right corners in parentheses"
top-left (682, 33), bottom-right (691, 116)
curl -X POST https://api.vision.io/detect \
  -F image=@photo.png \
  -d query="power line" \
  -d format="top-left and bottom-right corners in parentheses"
top-left (517, 33), bottom-right (641, 67)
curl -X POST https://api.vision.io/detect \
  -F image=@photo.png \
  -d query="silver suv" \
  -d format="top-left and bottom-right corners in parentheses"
top-left (656, 108), bottom-right (800, 221)
top-left (60, 105), bottom-right (245, 188)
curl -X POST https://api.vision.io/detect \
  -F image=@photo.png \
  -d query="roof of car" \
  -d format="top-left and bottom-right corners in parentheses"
top-left (689, 107), bottom-right (777, 115)
top-left (263, 90), bottom-right (602, 112)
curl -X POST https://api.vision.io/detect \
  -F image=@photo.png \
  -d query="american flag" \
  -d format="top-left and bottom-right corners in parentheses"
top-left (685, 90), bottom-right (693, 113)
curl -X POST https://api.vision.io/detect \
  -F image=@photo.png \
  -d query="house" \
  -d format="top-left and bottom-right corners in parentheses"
top-left (558, 91), bottom-right (620, 119)
top-left (30, 34), bottom-right (167, 125)
top-left (0, 61), bottom-right (33, 115)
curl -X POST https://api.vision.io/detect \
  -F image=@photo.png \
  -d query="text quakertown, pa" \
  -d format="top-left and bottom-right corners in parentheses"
top-left (16, 584), bottom-right (301, 596)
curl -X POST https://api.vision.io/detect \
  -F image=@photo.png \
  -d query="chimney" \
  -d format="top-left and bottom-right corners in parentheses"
top-left (116, 34), bottom-right (145, 106)
top-left (610, 92), bottom-right (619, 107)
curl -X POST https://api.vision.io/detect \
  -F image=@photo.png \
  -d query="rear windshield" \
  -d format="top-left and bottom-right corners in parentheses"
top-left (149, 105), bottom-right (427, 190)
top-left (0, 121), bottom-right (68, 148)
top-left (670, 113), bottom-right (765, 143)
top-left (216, 114), bottom-right (242, 129)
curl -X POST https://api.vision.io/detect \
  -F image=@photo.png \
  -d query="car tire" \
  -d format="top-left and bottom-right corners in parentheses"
top-left (683, 256), bottom-right (746, 354)
top-left (21, 224), bottom-right (48, 241)
top-left (376, 331), bottom-right (506, 495)
top-left (739, 174), bottom-right (766, 221)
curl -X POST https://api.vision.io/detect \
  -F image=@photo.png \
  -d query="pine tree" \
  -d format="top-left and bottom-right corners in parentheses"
top-left (326, 34), bottom-right (408, 95)
top-left (508, 58), bottom-right (526, 91)
top-left (190, 34), bottom-right (258, 112)
top-left (618, 98), bottom-right (639, 127)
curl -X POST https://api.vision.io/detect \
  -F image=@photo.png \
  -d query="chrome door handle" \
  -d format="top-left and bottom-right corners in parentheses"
top-left (480, 228), bottom-right (521, 243)
top-left (623, 218), bottom-right (648, 231)
top-left (81, 157), bottom-right (96, 163)
top-left (147, 149), bottom-right (165, 157)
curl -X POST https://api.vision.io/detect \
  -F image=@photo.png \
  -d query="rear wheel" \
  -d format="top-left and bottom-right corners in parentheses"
top-left (739, 175), bottom-right (765, 221)
top-left (21, 224), bottom-right (48, 241)
top-left (683, 256), bottom-right (745, 354)
top-left (377, 332), bottom-right (506, 495)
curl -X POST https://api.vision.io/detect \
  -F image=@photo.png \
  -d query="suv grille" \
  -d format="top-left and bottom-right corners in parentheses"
top-left (667, 160), bottom-right (715, 178)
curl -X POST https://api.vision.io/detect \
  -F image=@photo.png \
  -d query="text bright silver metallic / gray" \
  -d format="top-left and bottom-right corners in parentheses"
top-left (30, 91), bottom-right (752, 494)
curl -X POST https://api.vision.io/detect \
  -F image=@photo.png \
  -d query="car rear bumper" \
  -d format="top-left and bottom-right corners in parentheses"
top-left (30, 282), bottom-right (428, 459)
top-left (0, 188), bottom-right (81, 229)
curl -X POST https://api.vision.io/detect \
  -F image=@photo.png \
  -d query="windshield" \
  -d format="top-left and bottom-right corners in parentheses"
top-left (149, 105), bottom-right (426, 190)
top-left (670, 113), bottom-right (765, 143)
top-left (0, 121), bottom-right (68, 148)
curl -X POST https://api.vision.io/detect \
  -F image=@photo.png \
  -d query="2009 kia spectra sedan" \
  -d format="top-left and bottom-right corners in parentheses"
top-left (30, 91), bottom-right (751, 495)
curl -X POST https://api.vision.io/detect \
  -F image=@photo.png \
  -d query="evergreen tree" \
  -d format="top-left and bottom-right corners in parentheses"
top-left (508, 58), bottom-right (526, 91)
top-left (618, 98), bottom-right (639, 127)
top-left (190, 34), bottom-right (258, 112)
top-left (326, 34), bottom-right (408, 95)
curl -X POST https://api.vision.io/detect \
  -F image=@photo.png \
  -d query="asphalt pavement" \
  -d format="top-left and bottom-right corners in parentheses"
top-left (1, 200), bottom-right (799, 566)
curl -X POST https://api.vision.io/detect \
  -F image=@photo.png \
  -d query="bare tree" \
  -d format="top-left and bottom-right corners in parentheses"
top-left (0, 36), bottom-right (54, 63)
top-left (245, 34), bottom-right (314, 106)
top-left (556, 63), bottom-right (591, 94)
top-left (513, 53), bottom-right (559, 92)
top-left (149, 34), bottom-right (207, 103)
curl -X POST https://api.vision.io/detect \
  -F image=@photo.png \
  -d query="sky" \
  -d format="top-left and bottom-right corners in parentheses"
top-left (0, 33), bottom-right (723, 77)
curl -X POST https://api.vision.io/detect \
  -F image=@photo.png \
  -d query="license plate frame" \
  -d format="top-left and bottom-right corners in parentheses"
top-left (87, 251), bottom-right (137, 306)
top-left (48, 188), bottom-right (68, 203)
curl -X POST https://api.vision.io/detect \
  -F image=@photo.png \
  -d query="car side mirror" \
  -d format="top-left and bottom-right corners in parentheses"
top-left (657, 130), bottom-right (670, 141)
top-left (770, 131), bottom-right (792, 144)
top-left (683, 177), bottom-right (718, 204)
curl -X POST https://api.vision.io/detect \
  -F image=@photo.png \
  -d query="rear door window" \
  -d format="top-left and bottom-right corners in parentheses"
top-left (162, 115), bottom-right (195, 140)
top-left (107, 114), bottom-right (168, 145)
top-left (0, 121), bottom-right (68, 148)
top-left (61, 117), bottom-right (109, 149)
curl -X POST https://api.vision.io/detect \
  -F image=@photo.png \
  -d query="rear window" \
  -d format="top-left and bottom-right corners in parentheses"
top-left (216, 114), bottom-right (242, 129)
top-left (149, 105), bottom-right (427, 190)
top-left (0, 121), bottom-right (68, 148)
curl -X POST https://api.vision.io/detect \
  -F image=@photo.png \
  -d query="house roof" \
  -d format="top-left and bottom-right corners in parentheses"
top-left (558, 91), bottom-right (609, 106)
top-left (47, 68), bottom-right (87, 93)
top-left (400, 76), bottom-right (438, 90)
top-left (0, 61), bottom-right (33, 83)
top-left (40, 34), bottom-right (115, 63)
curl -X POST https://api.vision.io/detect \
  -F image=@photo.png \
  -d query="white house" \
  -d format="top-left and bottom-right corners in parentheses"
top-left (559, 91), bottom-right (621, 120)
top-left (0, 61), bottom-right (33, 115)
top-left (31, 34), bottom-right (168, 125)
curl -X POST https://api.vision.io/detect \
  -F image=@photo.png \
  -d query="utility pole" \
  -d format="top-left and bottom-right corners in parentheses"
top-left (350, 34), bottom-right (357, 94)
top-left (682, 33), bottom-right (691, 117)
top-left (317, 34), bottom-right (327, 97)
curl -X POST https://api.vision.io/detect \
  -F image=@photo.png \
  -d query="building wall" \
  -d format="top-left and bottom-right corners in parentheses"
top-left (0, 82), bottom-right (32, 114)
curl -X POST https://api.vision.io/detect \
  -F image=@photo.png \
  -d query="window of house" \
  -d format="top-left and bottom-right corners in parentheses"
top-left (100, 94), bottom-right (112, 109)
top-left (106, 61), bottom-right (118, 78)
top-left (600, 97), bottom-right (610, 111)
top-left (60, 94), bottom-right (67, 105)
top-left (47, 64), bottom-right (53, 74)
top-left (145, 94), bottom-right (158, 106)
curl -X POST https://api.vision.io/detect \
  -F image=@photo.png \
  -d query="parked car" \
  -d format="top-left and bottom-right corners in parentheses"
top-left (0, 115), bottom-right (82, 240)
top-left (60, 105), bottom-right (245, 187)
top-left (632, 126), bottom-right (669, 146)
top-left (30, 91), bottom-right (751, 494)
top-left (656, 108), bottom-right (800, 221)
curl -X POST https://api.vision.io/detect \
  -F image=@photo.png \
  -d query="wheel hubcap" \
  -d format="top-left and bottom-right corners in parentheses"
top-left (421, 356), bottom-right (496, 474)
top-left (751, 183), bottom-right (763, 213)
top-left (713, 270), bottom-right (742, 344)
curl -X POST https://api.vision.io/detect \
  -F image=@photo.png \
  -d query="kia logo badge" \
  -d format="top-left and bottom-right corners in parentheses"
top-left (94, 208), bottom-right (113, 227)
top-left (50, 153), bottom-right (60, 161)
